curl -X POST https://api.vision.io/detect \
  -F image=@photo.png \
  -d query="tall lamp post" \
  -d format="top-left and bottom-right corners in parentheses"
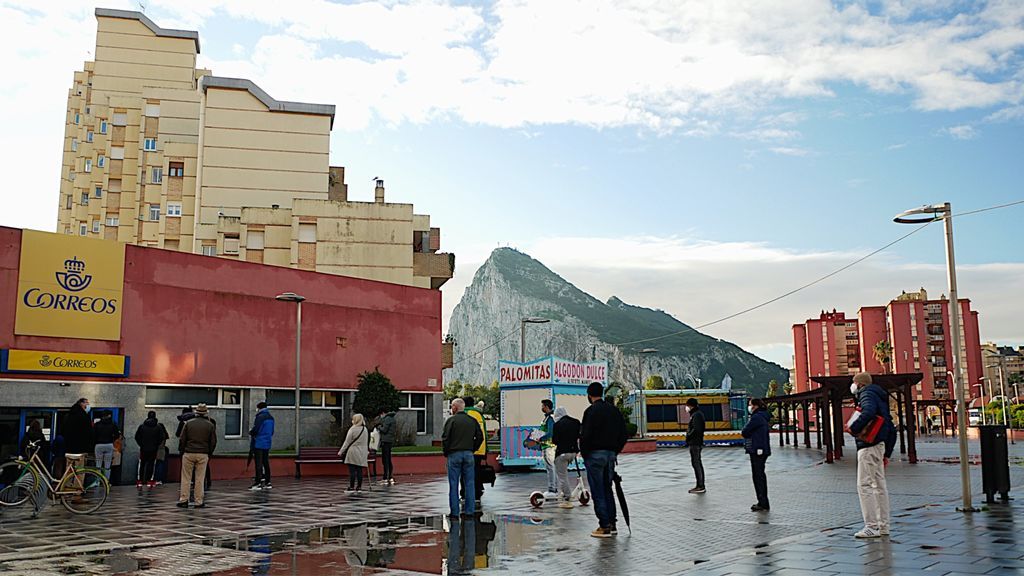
top-left (637, 348), bottom-right (658, 438)
top-left (276, 292), bottom-right (306, 455)
top-left (895, 203), bottom-right (975, 511)
top-left (520, 317), bottom-right (550, 362)
top-left (986, 362), bottom-right (1012, 444)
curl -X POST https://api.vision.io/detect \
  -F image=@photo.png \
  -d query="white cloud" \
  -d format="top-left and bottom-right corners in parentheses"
top-left (944, 124), bottom-right (980, 139)
top-left (985, 105), bottom-right (1024, 122)
top-left (770, 146), bottom-right (814, 157)
top-left (886, 142), bottom-right (909, 150)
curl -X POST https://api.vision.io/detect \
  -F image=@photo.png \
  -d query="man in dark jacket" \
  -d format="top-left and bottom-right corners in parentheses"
top-left (377, 409), bottom-right (397, 484)
top-left (63, 398), bottom-right (94, 458)
top-left (848, 372), bottom-right (897, 538)
top-left (741, 398), bottom-right (772, 512)
top-left (249, 402), bottom-right (275, 490)
top-left (177, 403), bottom-right (217, 508)
top-left (552, 406), bottom-right (589, 508)
top-left (135, 411), bottom-right (169, 488)
top-left (580, 382), bottom-right (628, 538)
top-left (685, 397), bottom-right (706, 494)
top-left (93, 411), bottom-right (120, 480)
top-left (442, 398), bottom-right (483, 518)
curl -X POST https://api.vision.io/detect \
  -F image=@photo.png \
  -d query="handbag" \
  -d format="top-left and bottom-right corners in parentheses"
top-left (479, 463), bottom-right (496, 486)
top-left (847, 410), bottom-right (885, 443)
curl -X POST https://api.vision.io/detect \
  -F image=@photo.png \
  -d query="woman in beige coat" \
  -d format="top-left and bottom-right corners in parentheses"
top-left (340, 413), bottom-right (369, 492)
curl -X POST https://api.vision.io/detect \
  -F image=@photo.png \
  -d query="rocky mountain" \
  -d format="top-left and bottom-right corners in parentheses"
top-left (443, 248), bottom-right (787, 396)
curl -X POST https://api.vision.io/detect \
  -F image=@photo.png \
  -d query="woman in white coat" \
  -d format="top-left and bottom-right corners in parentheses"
top-left (340, 413), bottom-right (369, 492)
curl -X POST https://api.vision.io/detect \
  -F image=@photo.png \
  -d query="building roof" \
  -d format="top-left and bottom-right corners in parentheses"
top-left (95, 8), bottom-right (201, 53)
top-left (199, 76), bottom-right (336, 127)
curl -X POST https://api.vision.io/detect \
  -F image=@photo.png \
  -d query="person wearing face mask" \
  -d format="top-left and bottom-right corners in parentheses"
top-left (741, 398), bottom-right (771, 512)
top-left (847, 372), bottom-right (897, 539)
top-left (63, 398), bottom-right (95, 471)
top-left (685, 398), bottom-right (706, 494)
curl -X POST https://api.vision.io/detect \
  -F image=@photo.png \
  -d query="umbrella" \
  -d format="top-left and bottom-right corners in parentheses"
top-left (612, 471), bottom-right (631, 534)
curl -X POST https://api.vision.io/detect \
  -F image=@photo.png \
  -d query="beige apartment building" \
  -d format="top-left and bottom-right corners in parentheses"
top-left (57, 8), bottom-right (452, 291)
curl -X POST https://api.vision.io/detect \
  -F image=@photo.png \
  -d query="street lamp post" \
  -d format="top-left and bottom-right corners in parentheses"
top-left (520, 317), bottom-right (550, 362)
top-left (895, 203), bottom-right (975, 511)
top-left (276, 292), bottom-right (306, 455)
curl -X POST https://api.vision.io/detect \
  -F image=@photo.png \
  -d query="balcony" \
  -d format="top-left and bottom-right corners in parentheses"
top-left (413, 252), bottom-right (455, 289)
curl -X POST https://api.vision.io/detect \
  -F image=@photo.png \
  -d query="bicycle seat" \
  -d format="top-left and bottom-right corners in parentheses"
top-left (65, 453), bottom-right (87, 458)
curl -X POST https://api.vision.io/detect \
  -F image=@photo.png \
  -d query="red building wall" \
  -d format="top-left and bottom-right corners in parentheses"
top-left (0, 226), bottom-right (442, 391)
top-left (792, 324), bottom-right (809, 392)
top-left (858, 307), bottom-right (887, 374)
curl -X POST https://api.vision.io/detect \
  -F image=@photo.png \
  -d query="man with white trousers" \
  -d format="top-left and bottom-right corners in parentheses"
top-left (847, 372), bottom-right (898, 539)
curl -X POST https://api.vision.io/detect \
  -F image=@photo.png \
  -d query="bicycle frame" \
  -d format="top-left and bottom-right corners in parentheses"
top-left (17, 447), bottom-right (90, 496)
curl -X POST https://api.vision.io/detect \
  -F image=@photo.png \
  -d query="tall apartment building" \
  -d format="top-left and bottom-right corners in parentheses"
top-left (792, 288), bottom-right (983, 402)
top-left (981, 343), bottom-right (1024, 402)
top-left (57, 9), bottom-right (452, 291)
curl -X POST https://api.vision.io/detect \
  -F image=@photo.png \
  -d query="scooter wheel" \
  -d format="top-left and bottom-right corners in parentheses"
top-left (529, 491), bottom-right (545, 508)
top-left (578, 490), bottom-right (590, 506)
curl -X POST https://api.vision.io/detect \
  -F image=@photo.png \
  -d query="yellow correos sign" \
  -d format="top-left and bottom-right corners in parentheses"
top-left (15, 230), bottom-right (125, 341)
top-left (1, 349), bottom-right (130, 377)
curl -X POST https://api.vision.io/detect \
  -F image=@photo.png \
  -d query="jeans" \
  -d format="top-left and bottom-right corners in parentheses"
top-left (139, 449), bottom-right (157, 483)
top-left (447, 451), bottom-right (476, 516)
top-left (543, 446), bottom-right (558, 492)
top-left (154, 458), bottom-right (167, 482)
top-left (555, 453), bottom-right (590, 501)
top-left (750, 454), bottom-right (769, 508)
top-left (380, 442), bottom-right (394, 480)
top-left (857, 443), bottom-right (889, 531)
top-left (447, 516), bottom-right (477, 576)
top-left (462, 455), bottom-right (485, 501)
top-left (584, 450), bottom-right (617, 529)
top-left (94, 443), bottom-right (114, 479)
top-left (347, 464), bottom-right (364, 490)
top-left (179, 453), bottom-right (210, 505)
top-left (253, 448), bottom-right (271, 486)
top-left (689, 445), bottom-right (705, 488)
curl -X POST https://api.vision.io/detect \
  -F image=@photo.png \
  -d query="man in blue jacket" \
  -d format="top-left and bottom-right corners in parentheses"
top-left (847, 372), bottom-right (897, 539)
top-left (249, 402), bottom-right (275, 491)
top-left (741, 398), bottom-right (772, 512)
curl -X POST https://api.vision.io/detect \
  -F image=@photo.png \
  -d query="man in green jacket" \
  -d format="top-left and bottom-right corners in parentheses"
top-left (443, 398), bottom-right (483, 517)
top-left (177, 403), bottom-right (216, 508)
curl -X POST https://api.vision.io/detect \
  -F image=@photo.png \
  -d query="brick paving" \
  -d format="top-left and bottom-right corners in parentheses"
top-left (0, 436), bottom-right (1021, 574)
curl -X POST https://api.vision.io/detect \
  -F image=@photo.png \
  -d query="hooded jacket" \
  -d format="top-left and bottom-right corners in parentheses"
top-left (249, 408), bottom-right (275, 450)
top-left (377, 412), bottom-right (397, 444)
top-left (93, 414), bottom-right (120, 445)
top-left (135, 417), bottom-right (170, 452)
top-left (850, 383), bottom-right (898, 458)
top-left (741, 408), bottom-right (772, 457)
top-left (464, 407), bottom-right (487, 456)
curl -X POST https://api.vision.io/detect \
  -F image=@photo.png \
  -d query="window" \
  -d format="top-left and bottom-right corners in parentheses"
top-left (167, 202), bottom-right (182, 217)
top-left (65, 195), bottom-right (72, 209)
top-left (86, 131), bottom-right (93, 143)
top-left (224, 237), bottom-right (240, 254)
top-left (110, 147), bottom-right (124, 160)
top-left (151, 167), bottom-right (163, 183)
top-left (97, 155), bottom-right (105, 168)
top-left (84, 158), bottom-right (92, 173)
top-left (299, 224), bottom-right (316, 243)
top-left (145, 386), bottom-right (219, 406)
top-left (79, 223), bottom-right (86, 236)
top-left (85, 106), bottom-right (90, 115)
top-left (108, 179), bottom-right (121, 192)
top-left (246, 230), bottom-right (265, 249)
top-left (145, 103), bottom-right (160, 117)
top-left (400, 393), bottom-right (428, 434)
top-left (105, 217), bottom-right (119, 227)
top-left (168, 162), bottom-right (184, 177)
top-left (112, 113), bottom-right (127, 126)
top-left (266, 390), bottom-right (342, 408)
top-left (221, 389), bottom-right (241, 437)
top-left (149, 204), bottom-right (160, 221)
top-left (74, 113), bottom-right (80, 124)
top-left (81, 192), bottom-right (89, 206)
top-left (144, 138), bottom-right (157, 151)
top-left (71, 138), bottom-right (78, 152)
top-left (92, 220), bottom-right (100, 234)
top-left (94, 186), bottom-right (102, 198)
top-left (68, 170), bottom-right (75, 181)
top-left (201, 245), bottom-right (216, 256)
top-left (100, 121), bottom-right (107, 134)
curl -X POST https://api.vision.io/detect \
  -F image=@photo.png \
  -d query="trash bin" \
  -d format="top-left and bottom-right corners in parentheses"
top-left (979, 425), bottom-right (1011, 503)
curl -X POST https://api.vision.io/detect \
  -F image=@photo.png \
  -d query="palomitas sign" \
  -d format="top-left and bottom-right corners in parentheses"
top-left (499, 357), bottom-right (608, 387)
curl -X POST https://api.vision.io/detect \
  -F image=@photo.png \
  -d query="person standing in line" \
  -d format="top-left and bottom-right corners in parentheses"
top-left (686, 398), bottom-right (706, 494)
top-left (580, 382), bottom-right (628, 538)
top-left (340, 413), bottom-right (369, 493)
top-left (848, 372), bottom-right (897, 539)
top-left (153, 435), bottom-right (168, 485)
top-left (741, 398), bottom-right (772, 512)
top-left (377, 408), bottom-right (397, 485)
top-left (20, 419), bottom-right (50, 464)
top-left (93, 410), bottom-right (120, 480)
top-left (177, 403), bottom-right (216, 509)
top-left (442, 398), bottom-right (483, 518)
top-left (249, 402), bottom-right (275, 491)
top-left (63, 398), bottom-right (94, 472)
top-left (135, 411), bottom-right (169, 489)
top-left (462, 396), bottom-right (487, 507)
top-left (538, 399), bottom-right (558, 497)
top-left (552, 406), bottom-right (589, 509)
top-left (175, 406), bottom-right (194, 438)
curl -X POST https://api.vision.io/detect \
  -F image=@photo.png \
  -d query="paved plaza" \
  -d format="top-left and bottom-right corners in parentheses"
top-left (1, 436), bottom-right (1022, 575)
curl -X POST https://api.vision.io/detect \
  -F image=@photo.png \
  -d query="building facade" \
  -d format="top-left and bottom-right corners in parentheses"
top-left (0, 227), bottom-right (444, 480)
top-left (792, 288), bottom-right (983, 403)
top-left (981, 343), bottom-right (1024, 403)
top-left (57, 9), bottom-right (452, 291)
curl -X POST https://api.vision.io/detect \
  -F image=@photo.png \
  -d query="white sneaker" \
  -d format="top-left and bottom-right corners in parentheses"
top-left (249, 484), bottom-right (262, 491)
top-left (544, 491), bottom-right (560, 499)
top-left (855, 527), bottom-right (881, 539)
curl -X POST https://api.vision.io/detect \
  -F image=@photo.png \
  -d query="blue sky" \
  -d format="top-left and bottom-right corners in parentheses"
top-left (1, 1), bottom-right (1022, 367)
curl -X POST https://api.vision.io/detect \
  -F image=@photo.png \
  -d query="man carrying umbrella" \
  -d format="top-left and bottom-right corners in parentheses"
top-left (580, 381), bottom-right (628, 538)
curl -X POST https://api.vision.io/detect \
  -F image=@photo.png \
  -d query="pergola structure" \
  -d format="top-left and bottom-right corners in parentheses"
top-left (763, 373), bottom-right (923, 464)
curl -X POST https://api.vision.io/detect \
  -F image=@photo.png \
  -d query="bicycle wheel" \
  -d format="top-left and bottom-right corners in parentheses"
top-left (0, 461), bottom-right (38, 507)
top-left (59, 468), bottom-right (109, 514)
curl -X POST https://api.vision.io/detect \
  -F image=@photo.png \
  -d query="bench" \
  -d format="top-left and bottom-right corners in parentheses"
top-left (294, 447), bottom-right (377, 479)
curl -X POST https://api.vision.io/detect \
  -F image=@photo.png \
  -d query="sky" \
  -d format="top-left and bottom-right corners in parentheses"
top-left (1, 0), bottom-right (1022, 368)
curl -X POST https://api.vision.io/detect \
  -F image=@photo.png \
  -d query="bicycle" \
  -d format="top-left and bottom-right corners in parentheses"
top-left (0, 440), bottom-right (110, 515)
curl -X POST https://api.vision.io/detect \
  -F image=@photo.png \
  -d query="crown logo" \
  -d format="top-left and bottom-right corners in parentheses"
top-left (39, 355), bottom-right (52, 367)
top-left (55, 256), bottom-right (92, 292)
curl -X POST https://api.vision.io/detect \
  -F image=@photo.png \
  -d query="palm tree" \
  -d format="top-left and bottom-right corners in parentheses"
top-left (873, 340), bottom-right (893, 374)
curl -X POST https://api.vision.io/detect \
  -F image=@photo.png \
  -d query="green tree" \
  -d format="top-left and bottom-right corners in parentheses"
top-left (352, 368), bottom-right (401, 419)
top-left (766, 379), bottom-right (779, 397)
top-left (460, 381), bottom-right (501, 419)
top-left (873, 340), bottom-right (893, 374)
top-left (644, 374), bottom-right (666, 390)
top-left (443, 379), bottom-right (464, 403)
top-left (783, 381), bottom-right (795, 395)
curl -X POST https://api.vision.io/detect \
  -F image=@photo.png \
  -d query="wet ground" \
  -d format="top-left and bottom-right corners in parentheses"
top-left (1, 436), bottom-right (1022, 575)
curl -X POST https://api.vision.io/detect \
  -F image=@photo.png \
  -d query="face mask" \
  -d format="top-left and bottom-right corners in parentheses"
top-left (83, 404), bottom-right (91, 413)
top-left (850, 384), bottom-right (859, 395)
top-left (747, 405), bottom-right (754, 414)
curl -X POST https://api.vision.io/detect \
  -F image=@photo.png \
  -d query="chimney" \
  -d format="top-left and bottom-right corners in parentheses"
top-left (375, 178), bottom-right (385, 204)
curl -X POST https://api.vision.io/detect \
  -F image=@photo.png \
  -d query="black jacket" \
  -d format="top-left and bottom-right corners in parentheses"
top-left (20, 428), bottom-right (50, 462)
top-left (742, 408), bottom-right (772, 457)
top-left (441, 412), bottom-right (483, 456)
top-left (553, 415), bottom-right (582, 456)
top-left (93, 416), bottom-right (120, 445)
top-left (63, 404), bottom-right (95, 454)
top-left (686, 408), bottom-right (706, 446)
top-left (580, 399), bottom-right (628, 456)
top-left (135, 418), bottom-right (170, 452)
